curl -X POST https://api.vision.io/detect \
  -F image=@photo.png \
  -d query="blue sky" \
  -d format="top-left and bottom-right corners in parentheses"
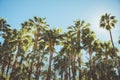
top-left (0, 1), bottom-right (120, 77)
top-left (0, 0), bottom-right (120, 48)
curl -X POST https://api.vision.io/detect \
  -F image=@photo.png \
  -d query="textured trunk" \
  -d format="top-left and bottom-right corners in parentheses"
top-left (109, 30), bottom-right (114, 48)
top-left (77, 57), bottom-right (82, 80)
top-left (6, 56), bottom-right (11, 76)
top-left (33, 28), bottom-right (40, 51)
top-left (105, 53), bottom-right (109, 80)
top-left (119, 71), bottom-right (120, 80)
top-left (69, 67), bottom-right (71, 80)
top-left (92, 69), bottom-right (97, 80)
top-left (77, 30), bottom-right (80, 49)
top-left (1, 62), bottom-right (5, 76)
top-left (9, 54), bottom-right (18, 80)
top-left (33, 28), bottom-right (40, 80)
top-left (77, 30), bottom-right (82, 80)
top-left (105, 53), bottom-right (108, 64)
top-left (61, 72), bottom-right (63, 80)
top-left (46, 40), bottom-right (54, 80)
top-left (28, 62), bottom-right (33, 80)
top-left (36, 57), bottom-right (41, 80)
top-left (89, 46), bottom-right (93, 80)
top-left (89, 47), bottom-right (92, 67)
top-left (64, 57), bottom-right (68, 80)
top-left (10, 41), bottom-right (21, 80)
top-left (71, 54), bottom-right (76, 80)
top-left (64, 71), bottom-right (68, 80)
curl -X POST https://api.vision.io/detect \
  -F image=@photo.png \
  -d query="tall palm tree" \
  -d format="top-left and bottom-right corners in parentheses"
top-left (54, 53), bottom-right (69, 80)
top-left (21, 17), bottom-right (48, 80)
top-left (9, 27), bottom-right (32, 80)
top-left (0, 24), bottom-right (18, 79)
top-left (100, 13), bottom-right (117, 48)
top-left (82, 26), bottom-right (97, 80)
top-left (0, 18), bottom-right (10, 31)
top-left (0, 32), bottom-right (12, 78)
top-left (67, 20), bottom-right (90, 80)
top-left (99, 41), bottom-right (118, 80)
top-left (43, 28), bottom-right (63, 80)
top-left (56, 32), bottom-right (73, 80)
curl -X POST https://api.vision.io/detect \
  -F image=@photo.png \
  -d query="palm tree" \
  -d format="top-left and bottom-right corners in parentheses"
top-left (21, 17), bottom-right (48, 80)
top-left (67, 20), bottom-right (90, 80)
top-left (0, 18), bottom-right (10, 31)
top-left (0, 26), bottom-right (18, 79)
top-left (82, 26), bottom-right (97, 80)
top-left (54, 53), bottom-right (69, 80)
top-left (43, 28), bottom-right (63, 80)
top-left (9, 27), bottom-right (32, 80)
top-left (100, 13), bottom-right (117, 48)
top-left (55, 32), bottom-right (73, 80)
top-left (116, 56), bottom-right (120, 80)
top-left (99, 41), bottom-right (118, 80)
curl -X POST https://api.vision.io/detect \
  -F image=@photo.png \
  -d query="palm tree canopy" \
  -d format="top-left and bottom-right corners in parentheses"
top-left (100, 13), bottom-right (117, 30)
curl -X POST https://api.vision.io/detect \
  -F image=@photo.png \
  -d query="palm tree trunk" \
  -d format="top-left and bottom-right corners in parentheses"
top-left (105, 53), bottom-right (108, 64)
top-left (89, 46), bottom-right (93, 80)
top-left (65, 71), bottom-right (68, 80)
top-left (10, 40), bottom-right (21, 80)
top-left (36, 57), bottom-right (41, 80)
top-left (6, 56), bottom-right (11, 76)
top-left (61, 72), bottom-right (63, 80)
top-left (69, 66), bottom-right (71, 80)
top-left (33, 28), bottom-right (40, 80)
top-left (77, 57), bottom-right (82, 80)
top-left (1, 62), bottom-right (5, 76)
top-left (71, 54), bottom-right (76, 80)
top-left (77, 30), bottom-right (82, 80)
top-left (46, 40), bottom-right (54, 80)
top-left (46, 52), bottom-right (53, 80)
top-left (33, 28), bottom-right (40, 51)
top-left (109, 30), bottom-right (114, 48)
top-left (64, 57), bottom-right (68, 80)
top-left (105, 54), bottom-right (109, 80)
top-left (28, 62), bottom-right (33, 80)
top-left (9, 55), bottom-right (18, 80)
top-left (119, 71), bottom-right (120, 80)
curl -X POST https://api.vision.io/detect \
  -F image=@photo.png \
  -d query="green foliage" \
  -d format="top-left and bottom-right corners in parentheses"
top-left (0, 14), bottom-right (120, 80)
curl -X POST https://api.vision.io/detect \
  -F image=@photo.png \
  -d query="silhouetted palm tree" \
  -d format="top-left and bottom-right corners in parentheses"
top-left (100, 13), bottom-right (117, 48)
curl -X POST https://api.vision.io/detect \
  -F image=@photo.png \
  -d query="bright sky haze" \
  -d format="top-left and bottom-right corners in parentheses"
top-left (0, 0), bottom-right (120, 48)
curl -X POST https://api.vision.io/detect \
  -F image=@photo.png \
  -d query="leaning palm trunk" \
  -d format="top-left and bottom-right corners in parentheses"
top-left (9, 56), bottom-right (17, 80)
top-left (6, 56), bottom-right (11, 76)
top-left (1, 60), bottom-right (5, 76)
top-left (46, 40), bottom-right (54, 80)
top-left (109, 30), bottom-right (114, 48)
